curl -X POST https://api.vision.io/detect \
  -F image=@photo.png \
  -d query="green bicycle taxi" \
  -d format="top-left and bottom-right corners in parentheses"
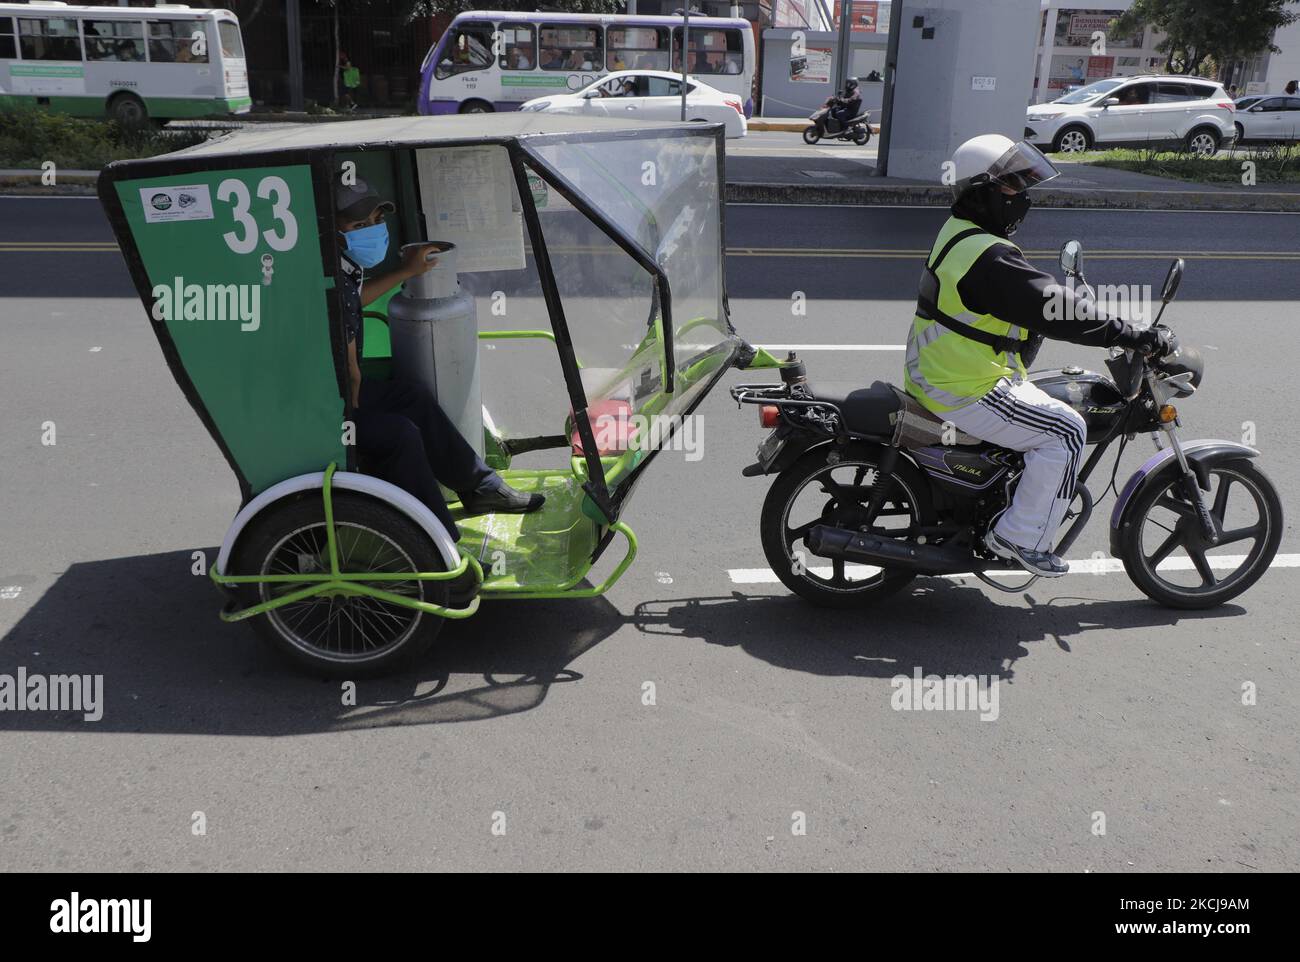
top-left (99, 114), bottom-right (775, 674)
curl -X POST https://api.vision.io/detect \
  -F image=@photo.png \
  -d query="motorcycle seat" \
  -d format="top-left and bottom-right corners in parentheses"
top-left (889, 385), bottom-right (988, 448)
top-left (804, 381), bottom-right (901, 436)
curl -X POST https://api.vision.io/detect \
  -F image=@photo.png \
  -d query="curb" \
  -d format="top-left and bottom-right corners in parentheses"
top-left (726, 181), bottom-right (1300, 211)
top-left (0, 171), bottom-right (99, 194)
top-left (748, 118), bottom-right (881, 134)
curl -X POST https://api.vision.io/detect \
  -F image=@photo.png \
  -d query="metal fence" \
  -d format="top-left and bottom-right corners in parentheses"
top-left (221, 1), bottom-right (443, 109)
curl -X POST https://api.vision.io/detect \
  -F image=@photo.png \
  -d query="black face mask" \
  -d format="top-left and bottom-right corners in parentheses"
top-left (1000, 191), bottom-right (1032, 236)
top-left (953, 185), bottom-right (1032, 238)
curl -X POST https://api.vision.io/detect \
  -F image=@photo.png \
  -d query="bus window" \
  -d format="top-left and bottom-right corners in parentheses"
top-left (539, 24), bottom-right (601, 72)
top-left (500, 23), bottom-right (535, 71)
top-left (435, 22), bottom-right (493, 79)
top-left (18, 17), bottom-right (83, 61)
top-left (218, 20), bottom-right (244, 59)
top-left (606, 26), bottom-right (669, 72)
top-left (148, 19), bottom-right (209, 64)
top-left (83, 20), bottom-right (146, 63)
top-left (0, 18), bottom-right (14, 61)
top-left (673, 27), bottom-right (743, 75)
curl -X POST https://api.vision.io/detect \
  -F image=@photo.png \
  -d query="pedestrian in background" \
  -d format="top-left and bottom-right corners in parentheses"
top-left (339, 52), bottom-right (362, 111)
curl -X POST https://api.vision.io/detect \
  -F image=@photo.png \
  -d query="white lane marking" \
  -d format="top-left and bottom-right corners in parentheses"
top-left (729, 553), bottom-right (1300, 584)
top-left (758, 343), bottom-right (904, 351)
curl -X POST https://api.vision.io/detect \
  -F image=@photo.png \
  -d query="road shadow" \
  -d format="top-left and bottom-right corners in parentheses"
top-left (0, 549), bottom-right (621, 735)
top-left (629, 576), bottom-right (1246, 683)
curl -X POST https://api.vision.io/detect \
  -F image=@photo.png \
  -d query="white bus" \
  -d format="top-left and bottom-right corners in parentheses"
top-left (419, 10), bottom-right (756, 118)
top-left (0, 2), bottom-right (248, 125)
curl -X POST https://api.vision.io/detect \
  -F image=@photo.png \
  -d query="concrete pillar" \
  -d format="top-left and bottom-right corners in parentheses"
top-left (883, 0), bottom-right (1040, 181)
top-left (1034, 4), bottom-right (1059, 105)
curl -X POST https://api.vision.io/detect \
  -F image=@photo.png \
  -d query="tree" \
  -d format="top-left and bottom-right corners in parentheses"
top-left (1114, 0), bottom-right (1299, 77)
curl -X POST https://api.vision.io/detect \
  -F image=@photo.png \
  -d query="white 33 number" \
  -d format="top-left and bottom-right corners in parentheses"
top-left (217, 176), bottom-right (299, 255)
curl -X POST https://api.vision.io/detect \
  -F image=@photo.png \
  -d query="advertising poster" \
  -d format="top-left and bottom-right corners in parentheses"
top-left (1052, 9), bottom-right (1141, 48)
top-left (833, 1), bottom-right (886, 33)
top-left (790, 46), bottom-right (832, 83)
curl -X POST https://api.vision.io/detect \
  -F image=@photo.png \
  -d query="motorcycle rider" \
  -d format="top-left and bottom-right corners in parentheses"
top-left (826, 77), bottom-right (862, 133)
top-left (904, 133), bottom-right (1175, 576)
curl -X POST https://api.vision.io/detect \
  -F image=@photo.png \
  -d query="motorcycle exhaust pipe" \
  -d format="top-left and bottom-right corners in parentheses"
top-left (805, 524), bottom-right (970, 576)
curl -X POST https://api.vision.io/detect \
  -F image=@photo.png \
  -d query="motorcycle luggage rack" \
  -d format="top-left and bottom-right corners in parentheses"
top-left (732, 382), bottom-right (907, 445)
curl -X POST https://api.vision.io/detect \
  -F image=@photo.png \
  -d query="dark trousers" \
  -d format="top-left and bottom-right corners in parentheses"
top-left (354, 378), bottom-right (496, 541)
top-left (829, 106), bottom-right (854, 132)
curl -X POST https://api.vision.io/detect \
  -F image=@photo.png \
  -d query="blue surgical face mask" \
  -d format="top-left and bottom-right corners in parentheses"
top-left (341, 221), bottom-right (389, 269)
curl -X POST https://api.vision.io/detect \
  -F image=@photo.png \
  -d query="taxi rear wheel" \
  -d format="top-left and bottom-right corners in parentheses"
top-left (231, 492), bottom-right (448, 676)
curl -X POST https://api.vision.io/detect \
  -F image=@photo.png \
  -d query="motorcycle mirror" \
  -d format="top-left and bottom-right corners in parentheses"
top-left (1059, 239), bottom-right (1083, 276)
top-left (1161, 257), bottom-right (1185, 303)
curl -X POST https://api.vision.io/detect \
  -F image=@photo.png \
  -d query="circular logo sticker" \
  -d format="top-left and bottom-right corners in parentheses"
top-left (150, 192), bottom-right (172, 211)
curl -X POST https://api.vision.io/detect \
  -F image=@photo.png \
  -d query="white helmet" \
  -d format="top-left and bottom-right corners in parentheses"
top-left (950, 134), bottom-right (1059, 201)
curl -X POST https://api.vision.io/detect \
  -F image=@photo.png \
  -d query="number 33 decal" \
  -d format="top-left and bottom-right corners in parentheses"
top-left (217, 175), bottom-right (299, 255)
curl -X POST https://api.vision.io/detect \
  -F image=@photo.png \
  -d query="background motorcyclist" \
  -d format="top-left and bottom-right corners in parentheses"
top-left (825, 77), bottom-right (862, 133)
top-left (903, 133), bottom-right (1176, 577)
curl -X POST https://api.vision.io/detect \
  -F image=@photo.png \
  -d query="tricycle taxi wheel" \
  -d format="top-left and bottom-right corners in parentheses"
top-left (231, 491), bottom-right (450, 676)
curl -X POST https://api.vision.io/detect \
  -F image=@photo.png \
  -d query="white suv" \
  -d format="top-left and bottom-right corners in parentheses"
top-left (1026, 76), bottom-right (1236, 154)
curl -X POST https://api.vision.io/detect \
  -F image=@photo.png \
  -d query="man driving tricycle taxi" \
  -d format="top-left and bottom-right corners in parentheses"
top-left (333, 173), bottom-right (544, 540)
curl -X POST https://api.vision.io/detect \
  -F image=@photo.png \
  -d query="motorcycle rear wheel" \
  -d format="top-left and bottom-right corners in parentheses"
top-left (760, 446), bottom-right (933, 607)
top-left (1119, 459), bottom-right (1282, 609)
top-left (802, 126), bottom-right (821, 145)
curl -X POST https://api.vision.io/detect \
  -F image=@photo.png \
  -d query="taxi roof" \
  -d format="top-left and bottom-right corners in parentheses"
top-left (167, 114), bottom-right (705, 160)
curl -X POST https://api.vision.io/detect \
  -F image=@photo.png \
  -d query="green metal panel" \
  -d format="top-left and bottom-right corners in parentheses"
top-left (114, 164), bottom-right (345, 495)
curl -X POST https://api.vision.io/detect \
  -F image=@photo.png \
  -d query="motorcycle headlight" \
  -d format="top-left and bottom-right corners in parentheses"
top-left (1158, 345), bottom-right (1204, 391)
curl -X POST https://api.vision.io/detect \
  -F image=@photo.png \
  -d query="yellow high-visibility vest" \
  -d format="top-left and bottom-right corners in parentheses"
top-left (904, 215), bottom-right (1031, 414)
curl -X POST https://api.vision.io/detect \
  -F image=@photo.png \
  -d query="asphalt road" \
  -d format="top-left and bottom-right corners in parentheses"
top-left (1, 195), bottom-right (1297, 871)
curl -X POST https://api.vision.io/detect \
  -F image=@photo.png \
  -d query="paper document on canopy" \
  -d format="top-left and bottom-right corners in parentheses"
top-left (416, 146), bottom-right (525, 273)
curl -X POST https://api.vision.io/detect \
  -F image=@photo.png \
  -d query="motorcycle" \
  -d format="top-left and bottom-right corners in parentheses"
top-left (731, 242), bottom-right (1282, 609)
top-left (804, 102), bottom-right (872, 146)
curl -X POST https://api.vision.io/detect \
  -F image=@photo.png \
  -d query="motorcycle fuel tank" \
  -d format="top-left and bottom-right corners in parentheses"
top-left (1030, 366), bottom-right (1126, 444)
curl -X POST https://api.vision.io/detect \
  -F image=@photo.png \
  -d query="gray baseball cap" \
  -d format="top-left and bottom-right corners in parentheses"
top-left (333, 174), bottom-right (395, 222)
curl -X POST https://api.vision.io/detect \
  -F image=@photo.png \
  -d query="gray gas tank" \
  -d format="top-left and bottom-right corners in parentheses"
top-left (386, 242), bottom-right (482, 459)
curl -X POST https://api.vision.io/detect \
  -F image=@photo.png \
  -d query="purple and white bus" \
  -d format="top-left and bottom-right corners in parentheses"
top-left (418, 10), bottom-right (755, 118)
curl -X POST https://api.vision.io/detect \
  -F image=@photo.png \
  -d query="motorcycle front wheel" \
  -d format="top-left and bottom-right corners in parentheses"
top-left (1119, 459), bottom-right (1282, 609)
top-left (760, 446), bottom-right (933, 608)
top-left (853, 126), bottom-right (870, 146)
top-left (802, 126), bottom-right (821, 145)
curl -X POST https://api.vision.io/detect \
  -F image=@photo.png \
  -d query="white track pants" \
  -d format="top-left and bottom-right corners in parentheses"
top-left (945, 378), bottom-right (1088, 553)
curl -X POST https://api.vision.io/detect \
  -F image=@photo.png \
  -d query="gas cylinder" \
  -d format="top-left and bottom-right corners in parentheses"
top-left (386, 242), bottom-right (483, 458)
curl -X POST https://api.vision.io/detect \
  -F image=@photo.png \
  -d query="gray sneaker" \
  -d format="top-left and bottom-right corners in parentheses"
top-left (461, 482), bottom-right (545, 515)
top-left (984, 529), bottom-right (1068, 578)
